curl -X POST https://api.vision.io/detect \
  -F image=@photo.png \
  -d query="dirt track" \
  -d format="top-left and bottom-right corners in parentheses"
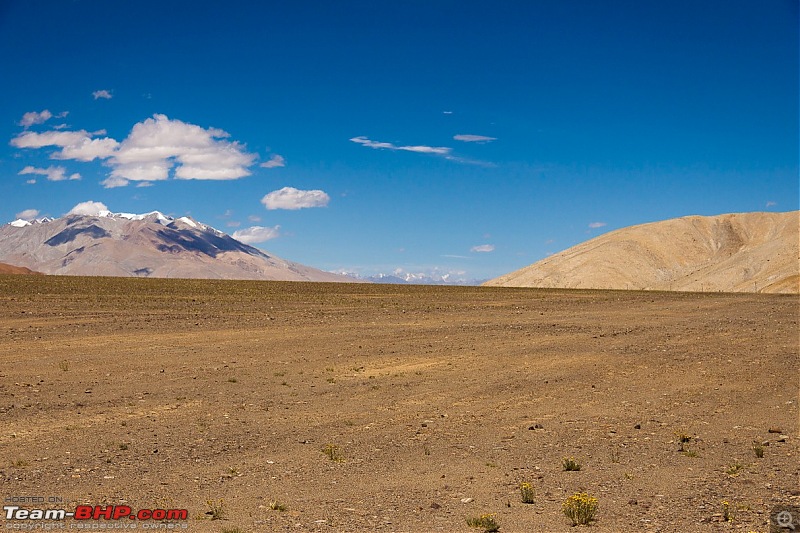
top-left (0, 276), bottom-right (797, 532)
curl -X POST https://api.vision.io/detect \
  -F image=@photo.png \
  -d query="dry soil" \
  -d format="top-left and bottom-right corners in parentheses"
top-left (0, 276), bottom-right (798, 532)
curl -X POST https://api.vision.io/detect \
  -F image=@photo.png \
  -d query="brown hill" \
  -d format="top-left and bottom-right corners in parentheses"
top-left (485, 211), bottom-right (799, 293)
top-left (0, 262), bottom-right (42, 275)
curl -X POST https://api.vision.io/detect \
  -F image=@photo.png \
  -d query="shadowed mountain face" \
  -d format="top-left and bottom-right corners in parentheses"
top-left (485, 211), bottom-right (799, 294)
top-left (45, 224), bottom-right (110, 246)
top-left (152, 227), bottom-right (265, 258)
top-left (0, 212), bottom-right (356, 282)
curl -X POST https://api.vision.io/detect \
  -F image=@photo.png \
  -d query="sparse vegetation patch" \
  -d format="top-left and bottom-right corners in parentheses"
top-left (466, 513), bottom-right (500, 532)
top-left (563, 492), bottom-right (598, 526)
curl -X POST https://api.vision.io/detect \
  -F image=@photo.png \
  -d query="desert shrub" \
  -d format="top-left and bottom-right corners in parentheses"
top-left (726, 461), bottom-right (744, 476)
top-left (322, 443), bottom-right (344, 462)
top-left (519, 482), bottom-right (535, 504)
top-left (562, 456), bottom-right (581, 471)
top-left (268, 501), bottom-right (287, 511)
top-left (722, 500), bottom-right (733, 521)
top-left (206, 499), bottom-right (225, 520)
top-left (752, 441), bottom-right (765, 458)
top-left (466, 513), bottom-right (500, 532)
top-left (562, 492), bottom-right (598, 526)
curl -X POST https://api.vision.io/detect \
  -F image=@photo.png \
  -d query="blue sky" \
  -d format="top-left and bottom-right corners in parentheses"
top-left (1, 1), bottom-right (797, 281)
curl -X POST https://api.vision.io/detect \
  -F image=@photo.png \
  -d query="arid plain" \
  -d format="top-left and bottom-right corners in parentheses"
top-left (1, 276), bottom-right (797, 532)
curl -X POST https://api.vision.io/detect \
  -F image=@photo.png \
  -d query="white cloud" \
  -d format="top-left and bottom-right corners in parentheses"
top-left (11, 130), bottom-right (91, 149)
top-left (18, 165), bottom-right (80, 181)
top-left (10, 114), bottom-right (260, 188)
top-left (470, 244), bottom-right (495, 253)
top-left (108, 114), bottom-right (256, 186)
top-left (225, 221), bottom-right (241, 228)
top-left (101, 175), bottom-right (132, 188)
top-left (56, 137), bottom-right (120, 161)
top-left (766, 201), bottom-right (777, 207)
top-left (453, 134), bottom-right (496, 143)
top-left (92, 89), bottom-right (112, 100)
top-left (350, 136), bottom-right (451, 156)
top-left (260, 154), bottom-right (286, 168)
top-left (588, 222), bottom-right (607, 228)
top-left (247, 214), bottom-right (262, 222)
top-left (68, 201), bottom-right (109, 216)
top-left (15, 208), bottom-right (39, 220)
top-left (261, 187), bottom-right (330, 210)
top-left (232, 225), bottom-right (281, 244)
top-left (19, 110), bottom-right (53, 128)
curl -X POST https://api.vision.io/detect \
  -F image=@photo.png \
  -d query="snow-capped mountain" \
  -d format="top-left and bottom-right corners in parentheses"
top-left (0, 210), bottom-right (357, 282)
top-left (337, 270), bottom-right (488, 286)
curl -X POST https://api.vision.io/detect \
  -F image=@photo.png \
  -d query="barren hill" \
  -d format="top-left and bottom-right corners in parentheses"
top-left (0, 262), bottom-right (42, 275)
top-left (485, 211), bottom-right (799, 293)
top-left (0, 211), bottom-right (355, 282)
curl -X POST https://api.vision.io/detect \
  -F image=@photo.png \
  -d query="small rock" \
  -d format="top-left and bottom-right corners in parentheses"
top-left (634, 423), bottom-right (641, 429)
top-left (460, 498), bottom-right (473, 504)
top-left (430, 502), bottom-right (441, 509)
top-left (768, 427), bottom-right (783, 433)
top-left (628, 499), bottom-right (638, 505)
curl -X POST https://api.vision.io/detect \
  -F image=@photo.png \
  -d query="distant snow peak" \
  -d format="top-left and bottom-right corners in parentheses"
top-left (177, 216), bottom-right (197, 228)
top-left (8, 217), bottom-right (53, 228)
top-left (335, 268), bottom-right (486, 286)
top-left (7, 207), bottom-right (186, 228)
top-left (85, 209), bottom-right (175, 226)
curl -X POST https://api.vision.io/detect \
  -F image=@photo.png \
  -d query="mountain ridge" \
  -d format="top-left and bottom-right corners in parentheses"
top-left (0, 210), bottom-right (357, 282)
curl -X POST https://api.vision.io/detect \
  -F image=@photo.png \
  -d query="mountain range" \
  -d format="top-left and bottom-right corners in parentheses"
top-left (341, 271), bottom-right (488, 286)
top-left (485, 211), bottom-right (799, 293)
top-left (0, 210), bottom-right (354, 282)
